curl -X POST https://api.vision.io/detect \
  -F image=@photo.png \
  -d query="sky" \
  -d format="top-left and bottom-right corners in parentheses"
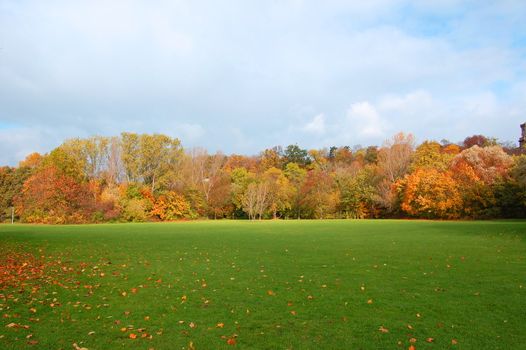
top-left (1, 0), bottom-right (526, 165)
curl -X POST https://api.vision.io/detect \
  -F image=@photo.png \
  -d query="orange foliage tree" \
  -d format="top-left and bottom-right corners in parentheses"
top-left (396, 168), bottom-right (462, 219)
top-left (151, 191), bottom-right (193, 220)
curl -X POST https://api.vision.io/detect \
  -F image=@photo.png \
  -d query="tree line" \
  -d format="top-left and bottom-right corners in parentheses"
top-left (1, 132), bottom-right (525, 224)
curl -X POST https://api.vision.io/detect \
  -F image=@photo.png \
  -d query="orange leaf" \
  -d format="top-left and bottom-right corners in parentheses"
top-left (216, 323), bottom-right (225, 328)
top-left (227, 338), bottom-right (236, 345)
top-left (129, 333), bottom-right (137, 339)
top-left (409, 345), bottom-right (416, 350)
top-left (267, 290), bottom-right (275, 296)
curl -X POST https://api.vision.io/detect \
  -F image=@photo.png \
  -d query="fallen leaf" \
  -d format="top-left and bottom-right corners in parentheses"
top-left (267, 290), bottom-right (275, 296)
top-left (216, 323), bottom-right (225, 328)
top-left (426, 338), bottom-right (434, 343)
top-left (227, 338), bottom-right (236, 345)
top-left (367, 299), bottom-right (373, 304)
top-left (72, 343), bottom-right (89, 350)
top-left (408, 345), bottom-right (416, 350)
top-left (378, 326), bottom-right (389, 333)
top-left (452, 339), bottom-right (458, 345)
top-left (129, 333), bottom-right (137, 339)
top-left (407, 324), bottom-right (413, 330)
top-left (189, 322), bottom-right (196, 329)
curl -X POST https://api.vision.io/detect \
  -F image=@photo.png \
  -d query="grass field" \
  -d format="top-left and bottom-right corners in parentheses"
top-left (0, 220), bottom-right (525, 349)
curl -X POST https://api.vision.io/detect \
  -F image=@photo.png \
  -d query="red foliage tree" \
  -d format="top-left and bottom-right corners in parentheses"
top-left (15, 166), bottom-right (95, 224)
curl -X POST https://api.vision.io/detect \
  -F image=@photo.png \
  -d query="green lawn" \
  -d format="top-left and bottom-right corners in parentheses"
top-left (0, 220), bottom-right (525, 349)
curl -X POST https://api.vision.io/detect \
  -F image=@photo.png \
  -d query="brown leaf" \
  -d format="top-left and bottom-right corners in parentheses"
top-left (378, 326), bottom-right (389, 333)
top-left (72, 343), bottom-right (89, 350)
top-left (216, 323), bottom-right (225, 328)
top-left (227, 338), bottom-right (236, 345)
top-left (426, 337), bottom-right (434, 343)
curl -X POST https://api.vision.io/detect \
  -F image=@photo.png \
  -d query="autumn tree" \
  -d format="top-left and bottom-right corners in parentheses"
top-left (396, 168), bottom-right (462, 219)
top-left (411, 141), bottom-right (452, 171)
top-left (451, 145), bottom-right (513, 218)
top-left (259, 147), bottom-right (283, 170)
top-left (0, 166), bottom-right (32, 221)
top-left (262, 167), bottom-right (293, 219)
top-left (376, 132), bottom-right (415, 211)
top-left (121, 133), bottom-right (183, 192)
top-left (299, 169), bottom-right (336, 219)
top-left (283, 162), bottom-right (307, 219)
top-left (15, 166), bottom-right (95, 223)
top-left (333, 165), bottom-right (376, 219)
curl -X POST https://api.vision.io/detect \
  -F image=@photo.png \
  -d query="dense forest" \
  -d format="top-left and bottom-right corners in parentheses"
top-left (1, 132), bottom-right (525, 223)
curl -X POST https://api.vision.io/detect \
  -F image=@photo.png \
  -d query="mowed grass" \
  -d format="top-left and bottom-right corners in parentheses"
top-left (0, 220), bottom-right (525, 350)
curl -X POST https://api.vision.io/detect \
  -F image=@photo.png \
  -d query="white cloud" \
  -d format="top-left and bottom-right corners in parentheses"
top-left (346, 102), bottom-right (386, 139)
top-left (303, 113), bottom-right (326, 134)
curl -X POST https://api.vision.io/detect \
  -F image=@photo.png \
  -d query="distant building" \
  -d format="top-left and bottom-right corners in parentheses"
top-left (521, 123), bottom-right (526, 149)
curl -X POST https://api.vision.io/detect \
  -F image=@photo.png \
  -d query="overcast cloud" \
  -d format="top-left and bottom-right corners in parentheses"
top-left (1, 0), bottom-right (525, 165)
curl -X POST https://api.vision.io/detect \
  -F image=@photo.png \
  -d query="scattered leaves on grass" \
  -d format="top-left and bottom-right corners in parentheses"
top-left (216, 323), bottom-right (225, 328)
